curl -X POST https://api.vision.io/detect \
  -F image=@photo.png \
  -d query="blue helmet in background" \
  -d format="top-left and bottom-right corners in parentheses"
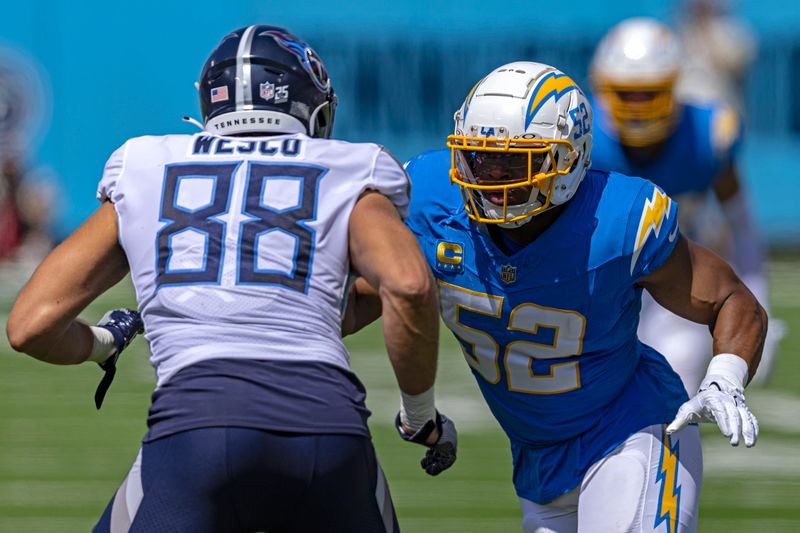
top-left (199, 25), bottom-right (336, 138)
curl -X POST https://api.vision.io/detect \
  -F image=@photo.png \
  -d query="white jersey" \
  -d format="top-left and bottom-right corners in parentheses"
top-left (98, 132), bottom-right (409, 386)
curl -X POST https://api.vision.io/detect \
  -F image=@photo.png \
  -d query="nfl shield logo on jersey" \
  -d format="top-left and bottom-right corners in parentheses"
top-left (500, 264), bottom-right (517, 284)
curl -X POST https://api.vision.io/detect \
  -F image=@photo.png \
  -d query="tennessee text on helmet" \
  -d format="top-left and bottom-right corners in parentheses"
top-left (447, 62), bottom-right (593, 227)
top-left (199, 25), bottom-right (337, 138)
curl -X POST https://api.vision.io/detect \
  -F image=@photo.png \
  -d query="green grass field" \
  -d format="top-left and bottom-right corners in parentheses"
top-left (1, 258), bottom-right (798, 532)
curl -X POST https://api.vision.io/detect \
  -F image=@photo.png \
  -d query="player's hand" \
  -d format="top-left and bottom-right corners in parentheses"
top-left (94, 308), bottom-right (144, 409)
top-left (395, 411), bottom-right (458, 476)
top-left (666, 373), bottom-right (758, 447)
top-left (96, 308), bottom-right (144, 368)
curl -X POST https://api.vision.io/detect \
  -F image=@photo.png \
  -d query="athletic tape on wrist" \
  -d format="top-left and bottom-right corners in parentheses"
top-left (707, 353), bottom-right (750, 388)
top-left (400, 386), bottom-right (437, 432)
top-left (87, 326), bottom-right (117, 364)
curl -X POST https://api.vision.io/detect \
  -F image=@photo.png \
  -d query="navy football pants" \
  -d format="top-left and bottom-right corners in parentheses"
top-left (93, 427), bottom-right (399, 532)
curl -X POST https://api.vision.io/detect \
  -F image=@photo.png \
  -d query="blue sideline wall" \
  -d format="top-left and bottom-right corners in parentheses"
top-left (1, 0), bottom-right (798, 244)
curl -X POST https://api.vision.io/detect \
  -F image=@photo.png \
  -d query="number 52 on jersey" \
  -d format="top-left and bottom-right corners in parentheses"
top-left (438, 280), bottom-right (587, 395)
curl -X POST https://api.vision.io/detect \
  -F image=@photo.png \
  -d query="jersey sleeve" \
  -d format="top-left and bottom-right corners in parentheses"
top-left (368, 147), bottom-right (411, 218)
top-left (402, 150), bottom-right (453, 238)
top-left (710, 104), bottom-right (742, 162)
top-left (624, 181), bottom-right (680, 281)
top-left (403, 153), bottom-right (425, 236)
top-left (96, 141), bottom-right (129, 203)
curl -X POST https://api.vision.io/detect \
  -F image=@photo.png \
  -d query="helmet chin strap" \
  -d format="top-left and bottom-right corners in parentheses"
top-left (497, 216), bottom-right (534, 229)
top-left (308, 101), bottom-right (332, 138)
top-left (496, 199), bottom-right (562, 228)
top-left (480, 187), bottom-right (557, 228)
top-left (181, 116), bottom-right (205, 131)
top-left (478, 196), bottom-right (533, 225)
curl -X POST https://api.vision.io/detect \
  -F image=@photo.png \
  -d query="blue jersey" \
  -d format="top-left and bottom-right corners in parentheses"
top-left (405, 149), bottom-right (688, 503)
top-left (590, 100), bottom-right (741, 196)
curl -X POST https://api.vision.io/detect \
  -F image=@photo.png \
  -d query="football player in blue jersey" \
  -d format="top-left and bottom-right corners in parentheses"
top-left (344, 61), bottom-right (766, 532)
top-left (7, 25), bottom-right (456, 532)
top-left (589, 18), bottom-right (781, 392)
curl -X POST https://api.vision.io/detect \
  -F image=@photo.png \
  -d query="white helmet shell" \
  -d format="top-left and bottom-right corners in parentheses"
top-left (451, 62), bottom-right (592, 227)
top-left (590, 18), bottom-right (683, 147)
top-left (590, 17), bottom-right (682, 85)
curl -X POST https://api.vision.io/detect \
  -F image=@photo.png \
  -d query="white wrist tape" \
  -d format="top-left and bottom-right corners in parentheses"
top-left (707, 353), bottom-right (750, 389)
top-left (400, 386), bottom-right (437, 432)
top-left (87, 326), bottom-right (116, 364)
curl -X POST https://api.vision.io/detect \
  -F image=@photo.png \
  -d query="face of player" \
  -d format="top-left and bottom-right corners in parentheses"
top-left (606, 87), bottom-right (674, 123)
top-left (616, 89), bottom-right (665, 119)
top-left (462, 151), bottom-right (545, 206)
top-left (615, 89), bottom-right (660, 103)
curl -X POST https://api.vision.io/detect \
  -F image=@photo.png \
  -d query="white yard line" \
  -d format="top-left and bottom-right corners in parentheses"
top-left (703, 439), bottom-right (800, 478)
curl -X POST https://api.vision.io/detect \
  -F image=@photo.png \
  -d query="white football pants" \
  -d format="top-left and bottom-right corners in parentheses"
top-left (519, 424), bottom-right (702, 533)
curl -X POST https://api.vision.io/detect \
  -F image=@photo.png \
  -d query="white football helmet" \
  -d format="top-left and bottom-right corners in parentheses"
top-left (447, 62), bottom-right (592, 227)
top-left (590, 18), bottom-right (683, 147)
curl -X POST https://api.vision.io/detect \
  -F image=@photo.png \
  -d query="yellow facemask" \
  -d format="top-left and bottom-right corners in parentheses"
top-left (593, 76), bottom-right (678, 147)
top-left (446, 134), bottom-right (578, 225)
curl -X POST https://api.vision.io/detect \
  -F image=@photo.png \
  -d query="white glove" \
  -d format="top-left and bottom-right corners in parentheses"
top-left (666, 354), bottom-right (758, 447)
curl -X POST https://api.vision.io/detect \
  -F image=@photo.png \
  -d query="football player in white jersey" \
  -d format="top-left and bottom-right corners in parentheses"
top-left (7, 25), bottom-right (456, 533)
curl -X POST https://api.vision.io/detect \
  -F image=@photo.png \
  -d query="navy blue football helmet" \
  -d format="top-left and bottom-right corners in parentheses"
top-left (199, 25), bottom-right (336, 137)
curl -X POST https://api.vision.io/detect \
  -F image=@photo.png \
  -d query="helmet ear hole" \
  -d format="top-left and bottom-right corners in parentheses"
top-left (567, 153), bottom-right (579, 172)
top-left (256, 65), bottom-right (286, 79)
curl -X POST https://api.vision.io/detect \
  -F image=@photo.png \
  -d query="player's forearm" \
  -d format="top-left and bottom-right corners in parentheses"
top-left (341, 277), bottom-right (383, 337)
top-left (380, 274), bottom-right (439, 395)
top-left (8, 269), bottom-right (104, 365)
top-left (710, 283), bottom-right (768, 382)
top-left (7, 316), bottom-right (94, 365)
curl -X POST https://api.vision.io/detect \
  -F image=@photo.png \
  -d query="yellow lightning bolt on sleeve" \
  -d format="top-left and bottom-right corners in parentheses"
top-left (630, 188), bottom-right (672, 274)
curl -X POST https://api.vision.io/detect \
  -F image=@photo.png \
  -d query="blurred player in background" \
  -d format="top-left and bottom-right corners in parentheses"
top-left (346, 61), bottom-right (766, 532)
top-left (0, 47), bottom-right (55, 264)
top-left (674, 0), bottom-right (758, 119)
top-left (0, 157), bottom-right (25, 260)
top-left (7, 25), bottom-right (456, 532)
top-left (0, 157), bottom-right (55, 264)
top-left (589, 17), bottom-right (781, 390)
